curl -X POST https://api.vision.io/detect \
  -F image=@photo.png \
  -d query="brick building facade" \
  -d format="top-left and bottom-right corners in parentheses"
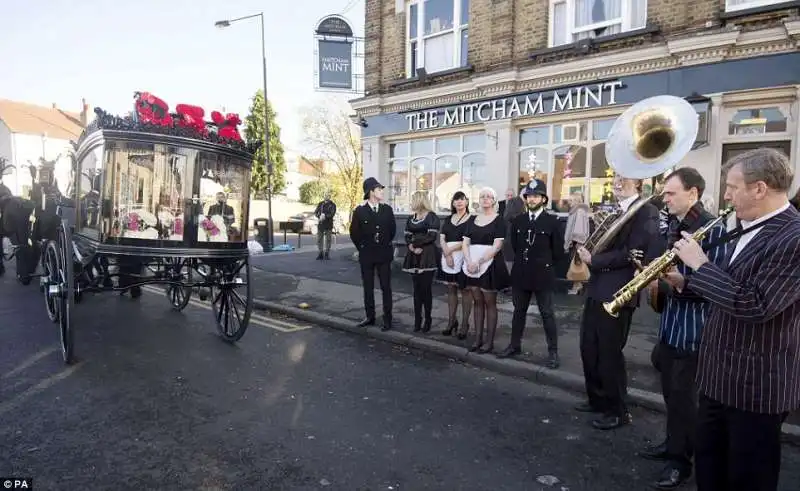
top-left (351, 0), bottom-right (799, 218)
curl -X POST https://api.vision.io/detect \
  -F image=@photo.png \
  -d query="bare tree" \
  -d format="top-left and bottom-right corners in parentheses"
top-left (300, 100), bottom-right (363, 223)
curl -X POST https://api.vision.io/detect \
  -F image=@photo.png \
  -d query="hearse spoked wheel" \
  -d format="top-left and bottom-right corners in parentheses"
top-left (164, 257), bottom-right (192, 312)
top-left (54, 222), bottom-right (75, 364)
top-left (210, 257), bottom-right (252, 343)
top-left (43, 240), bottom-right (60, 323)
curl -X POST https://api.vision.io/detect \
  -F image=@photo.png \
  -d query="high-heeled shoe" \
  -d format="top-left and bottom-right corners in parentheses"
top-left (477, 343), bottom-right (494, 354)
top-left (456, 323), bottom-right (469, 340)
top-left (468, 340), bottom-right (482, 352)
top-left (442, 319), bottom-right (458, 336)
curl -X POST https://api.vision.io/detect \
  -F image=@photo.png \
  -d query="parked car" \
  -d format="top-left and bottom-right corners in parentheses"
top-left (287, 211), bottom-right (346, 235)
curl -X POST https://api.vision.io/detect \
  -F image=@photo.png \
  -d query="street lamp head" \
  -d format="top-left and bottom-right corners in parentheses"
top-left (214, 20), bottom-right (231, 28)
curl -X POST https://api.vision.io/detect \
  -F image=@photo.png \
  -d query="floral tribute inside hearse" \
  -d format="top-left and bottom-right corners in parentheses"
top-left (72, 91), bottom-right (259, 247)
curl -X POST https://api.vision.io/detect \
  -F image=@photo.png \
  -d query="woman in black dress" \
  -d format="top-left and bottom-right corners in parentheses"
top-left (437, 191), bottom-right (472, 338)
top-left (402, 191), bottom-right (441, 332)
top-left (461, 187), bottom-right (510, 353)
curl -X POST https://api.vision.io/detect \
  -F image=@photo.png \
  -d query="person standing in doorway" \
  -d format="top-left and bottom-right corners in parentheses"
top-left (497, 179), bottom-right (563, 369)
top-left (314, 192), bottom-right (337, 260)
top-left (349, 178), bottom-right (396, 331)
top-left (402, 191), bottom-right (441, 333)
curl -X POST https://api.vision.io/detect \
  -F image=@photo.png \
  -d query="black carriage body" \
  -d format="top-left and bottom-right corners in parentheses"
top-left (68, 119), bottom-right (254, 260)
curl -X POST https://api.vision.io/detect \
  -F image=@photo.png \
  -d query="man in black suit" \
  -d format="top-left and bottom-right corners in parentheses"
top-left (575, 175), bottom-right (662, 430)
top-left (497, 179), bottom-right (563, 369)
top-left (349, 177), bottom-right (396, 331)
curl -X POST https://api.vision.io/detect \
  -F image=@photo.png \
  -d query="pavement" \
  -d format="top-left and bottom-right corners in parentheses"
top-left (248, 245), bottom-right (800, 433)
top-left (7, 261), bottom-right (800, 489)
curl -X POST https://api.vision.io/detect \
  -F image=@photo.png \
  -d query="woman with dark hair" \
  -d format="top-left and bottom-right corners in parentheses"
top-left (437, 191), bottom-right (472, 338)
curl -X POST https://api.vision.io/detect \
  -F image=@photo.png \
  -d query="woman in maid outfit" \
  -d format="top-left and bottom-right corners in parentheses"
top-left (461, 187), bottom-right (511, 353)
top-left (437, 191), bottom-right (472, 339)
top-left (402, 191), bottom-right (441, 332)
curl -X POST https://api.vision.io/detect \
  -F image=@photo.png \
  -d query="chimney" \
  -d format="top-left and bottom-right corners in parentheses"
top-left (80, 98), bottom-right (89, 126)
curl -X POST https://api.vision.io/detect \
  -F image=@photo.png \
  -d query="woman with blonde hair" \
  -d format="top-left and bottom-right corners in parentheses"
top-left (564, 192), bottom-right (591, 294)
top-left (461, 187), bottom-right (511, 353)
top-left (402, 190), bottom-right (441, 332)
top-left (438, 191), bottom-right (472, 338)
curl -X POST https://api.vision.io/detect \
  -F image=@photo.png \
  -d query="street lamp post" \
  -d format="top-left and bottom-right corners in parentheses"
top-left (215, 12), bottom-right (273, 251)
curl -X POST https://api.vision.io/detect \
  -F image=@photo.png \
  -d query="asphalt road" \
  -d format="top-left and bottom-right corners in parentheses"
top-left (1, 268), bottom-right (799, 490)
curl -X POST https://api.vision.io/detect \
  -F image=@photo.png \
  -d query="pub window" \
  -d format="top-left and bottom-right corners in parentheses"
top-left (728, 107), bottom-right (788, 136)
top-left (387, 132), bottom-right (485, 214)
top-left (549, 0), bottom-right (648, 47)
top-left (406, 0), bottom-right (470, 77)
top-left (725, 0), bottom-right (790, 11)
top-left (519, 117), bottom-right (668, 211)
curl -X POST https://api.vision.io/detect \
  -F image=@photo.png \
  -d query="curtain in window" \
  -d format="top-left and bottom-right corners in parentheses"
top-left (424, 33), bottom-right (455, 73)
top-left (630, 0), bottom-right (647, 29)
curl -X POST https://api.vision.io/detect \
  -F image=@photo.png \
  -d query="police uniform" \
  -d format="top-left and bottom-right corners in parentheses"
top-left (349, 178), bottom-right (396, 331)
top-left (498, 179), bottom-right (563, 369)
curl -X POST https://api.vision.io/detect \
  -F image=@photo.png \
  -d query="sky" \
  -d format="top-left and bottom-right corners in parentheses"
top-left (0, 0), bottom-right (365, 156)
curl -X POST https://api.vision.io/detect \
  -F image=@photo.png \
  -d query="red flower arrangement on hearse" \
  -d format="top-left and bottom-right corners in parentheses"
top-left (132, 91), bottom-right (243, 142)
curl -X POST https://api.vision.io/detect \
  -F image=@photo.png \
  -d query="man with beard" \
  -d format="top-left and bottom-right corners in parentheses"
top-left (576, 175), bottom-right (661, 430)
top-left (497, 179), bottom-right (563, 369)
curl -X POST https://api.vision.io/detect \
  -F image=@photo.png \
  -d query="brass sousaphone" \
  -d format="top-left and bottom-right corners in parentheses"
top-left (585, 95), bottom-right (700, 255)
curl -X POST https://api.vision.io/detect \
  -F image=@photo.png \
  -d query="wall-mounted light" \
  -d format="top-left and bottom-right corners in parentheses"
top-left (685, 92), bottom-right (712, 150)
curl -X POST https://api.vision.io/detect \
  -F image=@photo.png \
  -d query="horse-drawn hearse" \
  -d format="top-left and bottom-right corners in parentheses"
top-left (0, 92), bottom-right (259, 364)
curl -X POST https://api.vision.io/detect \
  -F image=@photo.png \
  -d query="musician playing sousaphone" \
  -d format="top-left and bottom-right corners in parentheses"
top-left (575, 175), bottom-right (661, 430)
top-left (637, 167), bottom-right (729, 489)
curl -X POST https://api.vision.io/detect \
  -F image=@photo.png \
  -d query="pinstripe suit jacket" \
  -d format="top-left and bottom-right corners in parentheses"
top-left (687, 206), bottom-right (800, 414)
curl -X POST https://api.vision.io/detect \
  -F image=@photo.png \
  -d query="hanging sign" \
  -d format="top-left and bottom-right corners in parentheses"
top-left (315, 15), bottom-right (354, 90)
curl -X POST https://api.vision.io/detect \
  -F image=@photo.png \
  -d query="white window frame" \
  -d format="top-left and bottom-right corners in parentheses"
top-left (548, 0), bottom-right (645, 48)
top-left (725, 0), bottom-right (788, 11)
top-left (406, 0), bottom-right (469, 78)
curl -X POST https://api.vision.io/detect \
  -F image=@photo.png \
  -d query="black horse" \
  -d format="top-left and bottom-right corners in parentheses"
top-left (0, 161), bottom-right (61, 284)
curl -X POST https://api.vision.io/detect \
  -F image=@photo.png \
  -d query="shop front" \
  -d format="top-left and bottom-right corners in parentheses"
top-left (358, 52), bottom-right (799, 226)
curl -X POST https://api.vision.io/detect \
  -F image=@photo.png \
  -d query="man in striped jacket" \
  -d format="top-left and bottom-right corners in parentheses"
top-left (672, 147), bottom-right (800, 491)
top-left (640, 167), bottom-right (728, 489)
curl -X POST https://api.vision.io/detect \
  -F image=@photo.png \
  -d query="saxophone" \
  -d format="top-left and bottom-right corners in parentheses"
top-left (602, 207), bottom-right (734, 317)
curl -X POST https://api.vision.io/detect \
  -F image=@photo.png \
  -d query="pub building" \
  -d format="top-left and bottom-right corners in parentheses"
top-left (350, 0), bottom-right (799, 272)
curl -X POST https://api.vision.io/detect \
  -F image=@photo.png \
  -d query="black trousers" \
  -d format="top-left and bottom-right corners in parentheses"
top-left (657, 342), bottom-right (698, 468)
top-left (696, 395), bottom-right (788, 491)
top-left (411, 271), bottom-right (434, 323)
top-left (360, 260), bottom-right (392, 320)
top-left (579, 298), bottom-right (633, 416)
top-left (510, 287), bottom-right (558, 353)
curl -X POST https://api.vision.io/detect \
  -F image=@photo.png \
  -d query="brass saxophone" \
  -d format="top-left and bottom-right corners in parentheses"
top-left (602, 207), bottom-right (735, 317)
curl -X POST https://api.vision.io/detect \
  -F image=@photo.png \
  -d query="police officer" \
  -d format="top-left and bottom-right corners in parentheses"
top-left (497, 179), bottom-right (563, 369)
top-left (349, 177), bottom-right (396, 331)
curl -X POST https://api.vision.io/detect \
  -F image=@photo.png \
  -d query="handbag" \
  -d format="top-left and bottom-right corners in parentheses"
top-left (566, 249), bottom-right (590, 282)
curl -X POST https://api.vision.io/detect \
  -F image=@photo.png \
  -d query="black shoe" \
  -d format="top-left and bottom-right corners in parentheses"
top-left (442, 319), bottom-right (458, 336)
top-left (356, 318), bottom-right (375, 328)
top-left (654, 463), bottom-right (691, 489)
top-left (316, 253), bottom-right (323, 260)
top-left (477, 343), bottom-right (494, 354)
top-left (496, 345), bottom-right (521, 359)
top-left (413, 320), bottom-right (422, 332)
top-left (574, 402), bottom-right (603, 413)
top-left (422, 318), bottom-right (432, 333)
top-left (547, 352), bottom-right (560, 369)
top-left (638, 442), bottom-right (669, 461)
top-left (591, 412), bottom-right (632, 430)
top-left (381, 318), bottom-right (393, 331)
